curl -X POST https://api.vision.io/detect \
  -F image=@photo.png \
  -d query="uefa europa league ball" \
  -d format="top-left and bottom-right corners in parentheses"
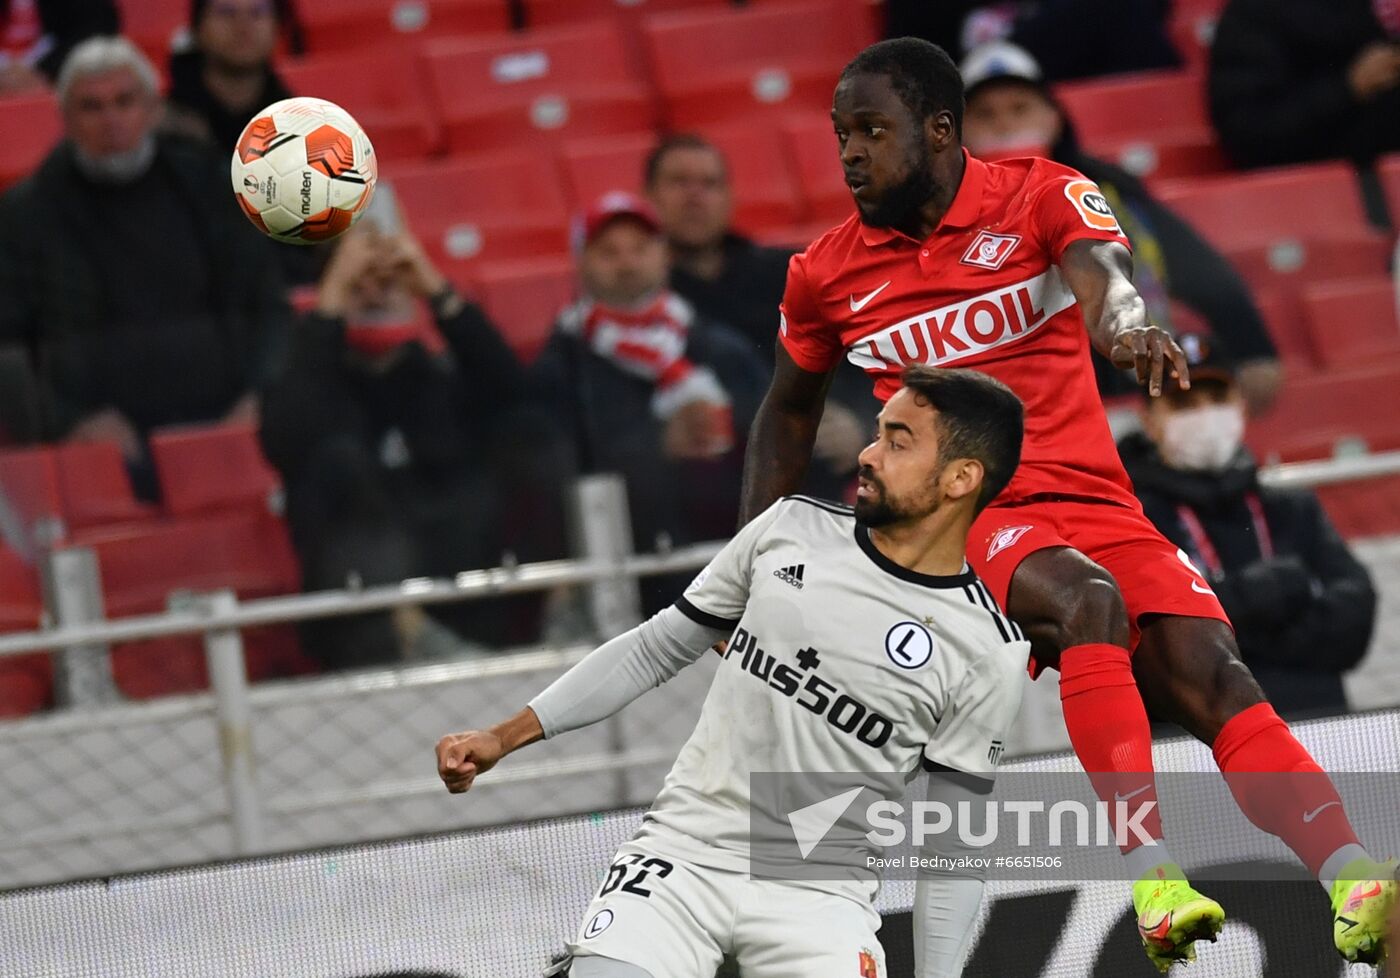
top-left (231, 96), bottom-right (377, 244)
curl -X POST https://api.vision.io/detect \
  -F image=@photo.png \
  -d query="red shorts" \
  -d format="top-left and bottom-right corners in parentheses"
top-left (968, 496), bottom-right (1231, 677)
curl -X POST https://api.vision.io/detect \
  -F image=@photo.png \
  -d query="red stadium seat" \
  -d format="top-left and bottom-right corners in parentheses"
top-left (1155, 163), bottom-right (1392, 293)
top-left (705, 123), bottom-right (805, 234)
top-left (1246, 362), bottom-right (1400, 461)
top-left (0, 93), bottom-right (62, 192)
top-left (149, 423), bottom-right (283, 517)
top-left (1377, 153), bottom-right (1400, 222)
top-left (1250, 288), bottom-right (1318, 378)
top-left (53, 442), bottom-right (156, 530)
top-left (279, 49), bottom-right (441, 161)
top-left (0, 446), bottom-right (65, 548)
top-left (1315, 474), bottom-right (1400, 539)
top-left (471, 257), bottom-right (577, 362)
top-left (1167, 0), bottom-right (1226, 70)
top-left (1300, 277), bottom-right (1400, 369)
top-left (420, 23), bottom-right (658, 157)
top-left (524, 0), bottom-right (730, 28)
top-left (784, 114), bottom-right (849, 224)
top-left (390, 154), bottom-right (573, 284)
top-left (1053, 70), bottom-right (1226, 180)
top-left (116, 0), bottom-right (189, 65)
top-left (559, 133), bottom-right (655, 207)
top-left (642, 1), bottom-right (875, 129)
top-left (293, 0), bottom-right (510, 54)
top-left (0, 545), bottom-right (48, 717)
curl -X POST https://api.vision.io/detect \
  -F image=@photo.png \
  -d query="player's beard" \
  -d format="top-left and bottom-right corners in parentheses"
top-left (853, 467), bottom-right (938, 527)
top-left (857, 148), bottom-right (938, 229)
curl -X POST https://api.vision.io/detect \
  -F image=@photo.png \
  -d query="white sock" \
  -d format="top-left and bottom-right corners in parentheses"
top-left (1319, 843), bottom-right (1372, 892)
top-left (1123, 840), bottom-right (1177, 883)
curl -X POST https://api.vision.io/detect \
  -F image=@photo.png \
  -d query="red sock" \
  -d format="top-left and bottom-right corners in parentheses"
top-left (1059, 643), bottom-right (1164, 853)
top-left (1212, 702), bottom-right (1360, 879)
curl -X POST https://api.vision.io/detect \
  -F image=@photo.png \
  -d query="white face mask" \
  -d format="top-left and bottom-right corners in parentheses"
top-left (1159, 403), bottom-right (1245, 471)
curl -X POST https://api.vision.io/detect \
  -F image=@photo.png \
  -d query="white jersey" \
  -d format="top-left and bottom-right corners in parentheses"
top-left (632, 496), bottom-right (1030, 895)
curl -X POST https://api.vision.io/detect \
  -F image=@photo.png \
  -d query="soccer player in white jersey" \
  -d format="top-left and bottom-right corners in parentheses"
top-left (437, 365), bottom-right (1030, 978)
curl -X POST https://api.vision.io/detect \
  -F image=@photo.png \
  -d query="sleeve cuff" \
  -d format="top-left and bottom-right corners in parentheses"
top-left (674, 596), bottom-right (739, 632)
top-left (921, 758), bottom-right (996, 793)
top-left (778, 330), bottom-right (843, 374)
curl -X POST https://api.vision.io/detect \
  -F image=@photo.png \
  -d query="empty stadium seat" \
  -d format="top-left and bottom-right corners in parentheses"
top-left (53, 442), bottom-right (156, 530)
top-left (390, 154), bottom-right (573, 283)
top-left (0, 446), bottom-right (65, 550)
top-left (642, 1), bottom-right (875, 128)
top-left (1378, 153), bottom-right (1400, 222)
top-left (279, 49), bottom-right (440, 161)
top-left (1156, 163), bottom-right (1392, 293)
top-left (524, 0), bottom-right (730, 28)
top-left (0, 93), bottom-right (62, 192)
top-left (1053, 70), bottom-right (1226, 180)
top-left (559, 133), bottom-right (654, 207)
top-left (1166, 0), bottom-right (1226, 70)
top-left (471, 257), bottom-right (577, 361)
top-left (294, 0), bottom-right (510, 53)
top-left (149, 423), bottom-right (283, 517)
top-left (784, 114), bottom-right (849, 224)
top-left (420, 23), bottom-right (658, 156)
top-left (1251, 288), bottom-right (1318, 378)
top-left (1300, 277), bottom-right (1400, 369)
top-left (705, 123), bottom-right (805, 234)
top-left (116, 0), bottom-right (188, 64)
top-left (0, 545), bottom-right (48, 717)
top-left (1246, 362), bottom-right (1400, 461)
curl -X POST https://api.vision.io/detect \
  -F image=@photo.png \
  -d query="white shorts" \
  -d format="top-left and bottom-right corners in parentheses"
top-left (568, 841), bottom-right (887, 978)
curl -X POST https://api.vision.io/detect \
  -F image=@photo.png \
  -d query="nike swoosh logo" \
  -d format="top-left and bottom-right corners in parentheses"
top-left (1115, 784), bottom-right (1153, 804)
top-left (1190, 581), bottom-right (1214, 595)
top-left (850, 281), bottom-right (891, 312)
top-left (1303, 801), bottom-right (1340, 823)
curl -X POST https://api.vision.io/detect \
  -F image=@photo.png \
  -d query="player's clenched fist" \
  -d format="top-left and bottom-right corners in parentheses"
top-left (1109, 324), bottom-right (1190, 397)
top-left (436, 730), bottom-right (504, 793)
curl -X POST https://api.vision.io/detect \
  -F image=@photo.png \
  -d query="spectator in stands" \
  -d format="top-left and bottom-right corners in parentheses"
top-left (1118, 332), bottom-right (1376, 718)
top-left (644, 133), bottom-right (875, 499)
top-left (260, 206), bottom-right (558, 667)
top-left (532, 192), bottom-right (767, 612)
top-left (0, 0), bottom-right (118, 93)
top-left (959, 40), bottom-right (1284, 414)
top-left (1209, 0), bottom-right (1400, 169)
top-left (886, 0), bottom-right (1178, 80)
top-left (165, 0), bottom-right (298, 153)
top-left (0, 36), bottom-right (287, 495)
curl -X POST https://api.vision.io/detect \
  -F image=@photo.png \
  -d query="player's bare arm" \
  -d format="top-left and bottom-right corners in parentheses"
top-left (737, 345), bottom-right (835, 524)
top-left (1059, 239), bottom-right (1191, 397)
top-left (436, 708), bottom-right (544, 794)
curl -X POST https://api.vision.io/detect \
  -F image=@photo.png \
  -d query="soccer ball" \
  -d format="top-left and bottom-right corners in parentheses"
top-left (231, 97), bottom-right (377, 245)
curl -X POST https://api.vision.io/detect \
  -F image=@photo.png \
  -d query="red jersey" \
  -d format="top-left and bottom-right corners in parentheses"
top-left (780, 150), bottom-right (1135, 506)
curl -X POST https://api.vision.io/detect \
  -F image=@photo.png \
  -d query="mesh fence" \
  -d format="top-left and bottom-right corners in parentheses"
top-left (1, 710), bottom-right (1392, 978)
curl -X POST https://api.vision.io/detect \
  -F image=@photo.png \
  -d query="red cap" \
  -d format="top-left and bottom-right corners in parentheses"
top-left (576, 191), bottom-right (660, 248)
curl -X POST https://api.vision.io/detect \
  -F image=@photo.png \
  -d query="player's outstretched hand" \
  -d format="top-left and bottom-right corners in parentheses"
top-left (436, 730), bottom-right (505, 794)
top-left (1110, 324), bottom-right (1190, 397)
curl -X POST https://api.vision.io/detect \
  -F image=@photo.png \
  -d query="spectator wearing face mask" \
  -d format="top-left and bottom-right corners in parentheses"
top-left (260, 204), bottom-right (561, 667)
top-left (1117, 333), bottom-right (1376, 718)
top-left (531, 192), bottom-right (768, 612)
top-left (959, 40), bottom-right (1282, 416)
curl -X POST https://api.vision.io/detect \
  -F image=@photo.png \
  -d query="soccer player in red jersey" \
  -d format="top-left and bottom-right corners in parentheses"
top-left (739, 38), bottom-right (1395, 970)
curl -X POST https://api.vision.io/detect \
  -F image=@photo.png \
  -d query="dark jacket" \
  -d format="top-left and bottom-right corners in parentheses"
top-left (1208, 0), bottom-right (1400, 168)
top-left (1119, 432), bottom-right (1375, 715)
top-left (7, 0), bottom-right (119, 79)
top-left (1053, 133), bottom-right (1276, 395)
top-left (259, 301), bottom-right (528, 485)
top-left (167, 49), bottom-right (294, 154)
top-left (0, 134), bottom-right (289, 436)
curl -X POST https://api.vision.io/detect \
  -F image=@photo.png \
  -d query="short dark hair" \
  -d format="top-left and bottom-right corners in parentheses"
top-left (840, 37), bottom-right (965, 137)
top-left (899, 365), bottom-right (1023, 513)
top-left (643, 133), bottom-right (727, 188)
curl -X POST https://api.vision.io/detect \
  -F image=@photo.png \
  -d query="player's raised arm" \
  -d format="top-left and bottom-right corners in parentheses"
top-left (1059, 238), bottom-right (1191, 399)
top-left (437, 502), bottom-right (787, 794)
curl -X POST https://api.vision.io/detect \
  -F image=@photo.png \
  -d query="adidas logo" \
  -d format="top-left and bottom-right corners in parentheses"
top-left (774, 564), bottom-right (805, 589)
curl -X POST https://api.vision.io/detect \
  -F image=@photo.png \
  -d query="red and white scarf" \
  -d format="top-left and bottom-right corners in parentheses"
top-left (561, 292), bottom-right (731, 420)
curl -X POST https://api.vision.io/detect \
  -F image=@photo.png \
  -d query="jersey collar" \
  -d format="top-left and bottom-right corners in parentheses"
top-left (858, 148), bottom-right (987, 248)
top-left (854, 524), bottom-right (977, 589)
